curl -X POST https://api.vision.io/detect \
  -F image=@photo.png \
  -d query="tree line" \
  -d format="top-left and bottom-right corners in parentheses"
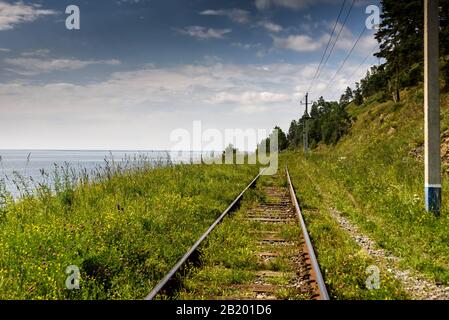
top-left (360, 0), bottom-right (449, 104)
top-left (269, 0), bottom-right (449, 153)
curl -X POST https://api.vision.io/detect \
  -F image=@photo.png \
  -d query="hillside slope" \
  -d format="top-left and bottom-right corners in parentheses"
top-left (283, 87), bottom-right (449, 299)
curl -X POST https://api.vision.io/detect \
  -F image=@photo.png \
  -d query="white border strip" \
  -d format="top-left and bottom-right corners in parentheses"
top-left (425, 184), bottom-right (442, 188)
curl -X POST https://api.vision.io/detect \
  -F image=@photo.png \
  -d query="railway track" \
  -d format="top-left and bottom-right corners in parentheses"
top-left (145, 167), bottom-right (329, 300)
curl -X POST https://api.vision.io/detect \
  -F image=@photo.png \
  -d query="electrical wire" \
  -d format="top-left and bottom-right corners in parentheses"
top-left (314, 0), bottom-right (356, 83)
top-left (347, 43), bottom-right (379, 81)
top-left (306, 0), bottom-right (348, 93)
top-left (322, 25), bottom-right (367, 94)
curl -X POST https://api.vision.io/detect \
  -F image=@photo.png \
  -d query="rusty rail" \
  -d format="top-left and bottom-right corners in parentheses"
top-left (145, 169), bottom-right (265, 300)
top-left (286, 166), bottom-right (330, 300)
top-left (145, 167), bottom-right (329, 300)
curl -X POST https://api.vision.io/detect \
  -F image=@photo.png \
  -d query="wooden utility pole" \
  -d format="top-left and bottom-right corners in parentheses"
top-left (424, 0), bottom-right (441, 215)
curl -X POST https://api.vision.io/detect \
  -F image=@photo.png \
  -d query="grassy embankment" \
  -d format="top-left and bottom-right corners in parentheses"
top-left (2, 87), bottom-right (448, 300)
top-left (284, 87), bottom-right (449, 297)
top-left (177, 171), bottom-right (408, 300)
top-left (0, 162), bottom-right (258, 299)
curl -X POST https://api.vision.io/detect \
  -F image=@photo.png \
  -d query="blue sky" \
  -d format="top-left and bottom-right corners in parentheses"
top-left (0, 0), bottom-right (381, 150)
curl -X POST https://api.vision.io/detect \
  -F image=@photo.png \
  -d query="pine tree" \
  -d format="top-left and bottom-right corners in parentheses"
top-left (353, 82), bottom-right (363, 105)
top-left (340, 87), bottom-right (354, 105)
top-left (374, 0), bottom-right (449, 95)
top-left (273, 126), bottom-right (288, 151)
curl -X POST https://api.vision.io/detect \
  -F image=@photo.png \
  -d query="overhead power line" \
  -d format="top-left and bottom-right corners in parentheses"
top-left (307, 0), bottom-right (347, 93)
top-left (347, 43), bottom-right (379, 82)
top-left (314, 0), bottom-right (356, 84)
top-left (322, 25), bottom-right (367, 94)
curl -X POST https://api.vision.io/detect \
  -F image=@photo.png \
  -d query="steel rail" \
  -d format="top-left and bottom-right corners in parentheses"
top-left (286, 166), bottom-right (330, 300)
top-left (145, 168), bottom-right (266, 300)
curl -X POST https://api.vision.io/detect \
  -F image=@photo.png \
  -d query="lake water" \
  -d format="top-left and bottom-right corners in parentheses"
top-left (0, 150), bottom-right (210, 198)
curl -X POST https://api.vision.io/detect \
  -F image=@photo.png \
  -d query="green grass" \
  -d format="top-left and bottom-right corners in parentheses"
top-left (178, 186), bottom-right (267, 300)
top-left (0, 162), bottom-right (258, 299)
top-left (178, 175), bottom-right (310, 300)
top-left (178, 168), bottom-right (409, 300)
top-left (284, 155), bottom-right (409, 299)
top-left (1, 86), bottom-right (447, 301)
top-left (283, 87), bottom-right (449, 296)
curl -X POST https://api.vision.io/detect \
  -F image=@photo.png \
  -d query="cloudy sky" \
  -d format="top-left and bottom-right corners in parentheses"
top-left (0, 0), bottom-right (380, 150)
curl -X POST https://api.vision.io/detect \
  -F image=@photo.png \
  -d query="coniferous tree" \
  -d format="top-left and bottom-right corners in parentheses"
top-left (374, 0), bottom-right (449, 95)
top-left (273, 126), bottom-right (288, 151)
top-left (340, 87), bottom-right (354, 105)
top-left (353, 83), bottom-right (364, 106)
top-left (285, 1), bottom-right (449, 152)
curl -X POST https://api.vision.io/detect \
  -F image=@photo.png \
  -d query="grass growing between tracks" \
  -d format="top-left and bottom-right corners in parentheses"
top-left (0, 163), bottom-right (258, 299)
top-left (179, 174), bottom-right (311, 300)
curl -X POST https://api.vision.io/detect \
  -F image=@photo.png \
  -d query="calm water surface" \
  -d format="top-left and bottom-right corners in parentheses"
top-left (0, 150), bottom-right (208, 197)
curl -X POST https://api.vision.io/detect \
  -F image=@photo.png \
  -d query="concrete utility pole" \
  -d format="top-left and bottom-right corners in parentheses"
top-left (301, 93), bottom-right (310, 155)
top-left (424, 0), bottom-right (441, 215)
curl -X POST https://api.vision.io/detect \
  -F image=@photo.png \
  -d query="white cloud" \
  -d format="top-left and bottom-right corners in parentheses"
top-left (0, 1), bottom-right (57, 31)
top-left (175, 26), bottom-right (232, 39)
top-left (4, 57), bottom-right (121, 76)
top-left (255, 0), bottom-right (341, 10)
top-left (355, 33), bottom-right (378, 55)
top-left (207, 91), bottom-right (291, 105)
top-left (0, 60), bottom-right (376, 149)
top-left (0, 63), bottom-right (337, 111)
top-left (273, 34), bottom-right (328, 52)
top-left (200, 9), bottom-right (250, 24)
top-left (271, 20), bottom-right (378, 56)
top-left (0, 47), bottom-right (10, 53)
top-left (328, 22), bottom-right (378, 55)
top-left (258, 21), bottom-right (283, 33)
top-left (232, 42), bottom-right (262, 50)
top-left (231, 42), bottom-right (270, 58)
top-left (233, 105), bottom-right (268, 114)
top-left (21, 49), bottom-right (50, 57)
